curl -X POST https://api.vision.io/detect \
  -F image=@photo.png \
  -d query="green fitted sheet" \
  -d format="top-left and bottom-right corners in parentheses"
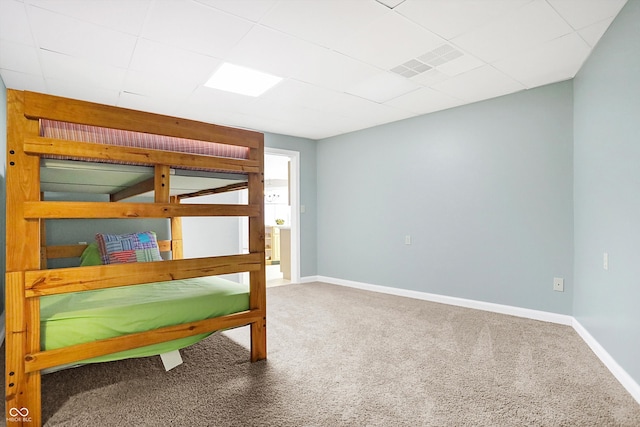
top-left (40, 276), bottom-right (249, 365)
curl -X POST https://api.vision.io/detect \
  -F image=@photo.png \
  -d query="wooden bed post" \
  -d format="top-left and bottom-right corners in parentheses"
top-left (248, 137), bottom-right (267, 362)
top-left (170, 196), bottom-right (184, 260)
top-left (5, 90), bottom-right (43, 425)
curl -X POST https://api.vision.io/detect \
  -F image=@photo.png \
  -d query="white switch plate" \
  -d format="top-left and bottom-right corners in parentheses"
top-left (405, 235), bottom-right (411, 245)
top-left (553, 277), bottom-right (564, 292)
top-left (603, 252), bottom-right (608, 270)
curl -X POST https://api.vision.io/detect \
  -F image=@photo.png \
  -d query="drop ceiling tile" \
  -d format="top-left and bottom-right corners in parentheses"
top-left (0, 69), bottom-right (47, 92)
top-left (452, 0), bottom-right (573, 63)
top-left (493, 33), bottom-right (591, 88)
top-left (347, 104), bottom-right (417, 131)
top-left (225, 25), bottom-right (322, 78)
top-left (28, 0), bottom-right (151, 35)
top-left (45, 78), bottom-right (119, 105)
top-left (195, 0), bottom-right (277, 22)
top-left (329, 93), bottom-right (417, 126)
top-left (385, 87), bottom-right (466, 115)
top-left (547, 0), bottom-right (627, 30)
top-left (346, 71), bottom-right (422, 103)
top-left (431, 65), bottom-right (525, 103)
top-left (260, 0), bottom-right (388, 49)
top-left (40, 49), bottom-right (127, 90)
top-left (142, 1), bottom-right (253, 58)
top-left (246, 96), bottom-right (331, 132)
top-left (0, 40), bottom-right (41, 75)
top-left (129, 39), bottom-right (221, 83)
top-left (257, 79), bottom-right (328, 109)
top-left (435, 49), bottom-right (485, 77)
top-left (0, 0), bottom-right (33, 45)
top-left (28, 5), bottom-right (137, 68)
top-left (117, 92), bottom-right (180, 118)
top-left (411, 68), bottom-right (450, 86)
top-left (293, 49), bottom-right (381, 93)
top-left (176, 100), bottom-right (245, 129)
top-left (261, 115), bottom-right (331, 139)
top-left (396, 0), bottom-right (529, 40)
top-left (123, 70), bottom-right (198, 101)
top-left (578, 17), bottom-right (615, 47)
top-left (188, 84), bottom-right (258, 112)
top-left (335, 12), bottom-right (446, 70)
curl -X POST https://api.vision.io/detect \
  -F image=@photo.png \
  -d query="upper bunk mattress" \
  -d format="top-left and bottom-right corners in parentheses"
top-left (40, 275), bottom-right (249, 365)
top-left (40, 119), bottom-right (250, 167)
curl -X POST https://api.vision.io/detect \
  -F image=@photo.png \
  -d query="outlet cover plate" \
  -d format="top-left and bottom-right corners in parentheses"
top-left (553, 277), bottom-right (564, 292)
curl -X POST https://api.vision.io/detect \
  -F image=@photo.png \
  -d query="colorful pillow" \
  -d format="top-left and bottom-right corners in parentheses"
top-left (95, 231), bottom-right (162, 265)
top-left (80, 242), bottom-right (102, 266)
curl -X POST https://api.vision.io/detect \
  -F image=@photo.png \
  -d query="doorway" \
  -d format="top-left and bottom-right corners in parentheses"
top-left (240, 148), bottom-right (300, 286)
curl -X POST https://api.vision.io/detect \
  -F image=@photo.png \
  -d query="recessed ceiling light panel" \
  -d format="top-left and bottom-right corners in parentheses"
top-left (205, 63), bottom-right (283, 97)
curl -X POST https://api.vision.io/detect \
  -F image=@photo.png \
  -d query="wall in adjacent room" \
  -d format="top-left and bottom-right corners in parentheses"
top-left (573, 0), bottom-right (640, 385)
top-left (317, 81), bottom-right (574, 314)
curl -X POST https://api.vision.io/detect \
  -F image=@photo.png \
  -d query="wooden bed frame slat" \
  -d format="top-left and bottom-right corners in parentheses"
top-left (177, 181), bottom-right (249, 200)
top-left (24, 201), bottom-right (260, 219)
top-left (25, 309), bottom-right (263, 373)
top-left (110, 177), bottom-right (155, 202)
top-left (5, 89), bottom-right (266, 426)
top-left (25, 253), bottom-right (263, 297)
top-left (25, 137), bottom-right (260, 173)
top-left (22, 90), bottom-right (262, 148)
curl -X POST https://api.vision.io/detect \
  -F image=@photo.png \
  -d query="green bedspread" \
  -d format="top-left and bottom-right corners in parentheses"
top-left (40, 276), bottom-right (249, 365)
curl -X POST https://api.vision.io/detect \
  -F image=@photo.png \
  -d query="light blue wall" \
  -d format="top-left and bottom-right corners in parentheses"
top-left (265, 133), bottom-right (317, 277)
top-left (317, 82), bottom-right (574, 314)
top-left (573, 0), bottom-right (640, 385)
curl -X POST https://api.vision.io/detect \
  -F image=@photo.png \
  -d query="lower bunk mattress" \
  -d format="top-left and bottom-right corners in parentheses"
top-left (40, 275), bottom-right (249, 366)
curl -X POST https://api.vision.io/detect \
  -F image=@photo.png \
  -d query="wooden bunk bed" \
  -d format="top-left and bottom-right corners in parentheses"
top-left (4, 90), bottom-right (266, 426)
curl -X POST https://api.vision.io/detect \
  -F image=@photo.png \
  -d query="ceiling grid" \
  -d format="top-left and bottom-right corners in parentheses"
top-left (0, 0), bottom-right (629, 139)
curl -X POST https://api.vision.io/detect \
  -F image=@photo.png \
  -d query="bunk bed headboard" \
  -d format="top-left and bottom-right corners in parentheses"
top-left (5, 90), bottom-right (267, 426)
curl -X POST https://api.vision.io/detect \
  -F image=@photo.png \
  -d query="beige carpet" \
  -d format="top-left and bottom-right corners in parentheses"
top-left (3, 282), bottom-right (639, 426)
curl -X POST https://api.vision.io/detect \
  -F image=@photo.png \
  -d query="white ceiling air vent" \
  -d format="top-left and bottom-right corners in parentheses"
top-left (391, 44), bottom-right (464, 78)
top-left (391, 60), bottom-right (432, 78)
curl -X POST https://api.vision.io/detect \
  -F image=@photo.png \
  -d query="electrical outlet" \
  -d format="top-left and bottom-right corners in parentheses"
top-left (553, 277), bottom-right (564, 292)
top-left (603, 252), bottom-right (608, 270)
top-left (405, 235), bottom-right (411, 245)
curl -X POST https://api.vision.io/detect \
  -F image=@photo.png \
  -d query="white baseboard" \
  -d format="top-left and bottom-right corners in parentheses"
top-left (309, 275), bottom-right (640, 405)
top-left (316, 275), bottom-right (573, 325)
top-left (572, 318), bottom-right (640, 404)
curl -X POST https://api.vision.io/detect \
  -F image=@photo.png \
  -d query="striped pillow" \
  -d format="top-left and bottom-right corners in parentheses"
top-left (96, 231), bottom-right (162, 265)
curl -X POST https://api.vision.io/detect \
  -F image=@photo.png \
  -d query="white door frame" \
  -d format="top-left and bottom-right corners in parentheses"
top-left (264, 147), bottom-right (300, 283)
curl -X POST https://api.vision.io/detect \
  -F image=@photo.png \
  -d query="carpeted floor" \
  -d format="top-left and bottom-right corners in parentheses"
top-left (3, 282), bottom-right (640, 426)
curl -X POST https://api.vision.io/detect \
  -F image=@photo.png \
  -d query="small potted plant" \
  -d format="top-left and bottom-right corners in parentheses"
top-left (275, 218), bottom-right (285, 225)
